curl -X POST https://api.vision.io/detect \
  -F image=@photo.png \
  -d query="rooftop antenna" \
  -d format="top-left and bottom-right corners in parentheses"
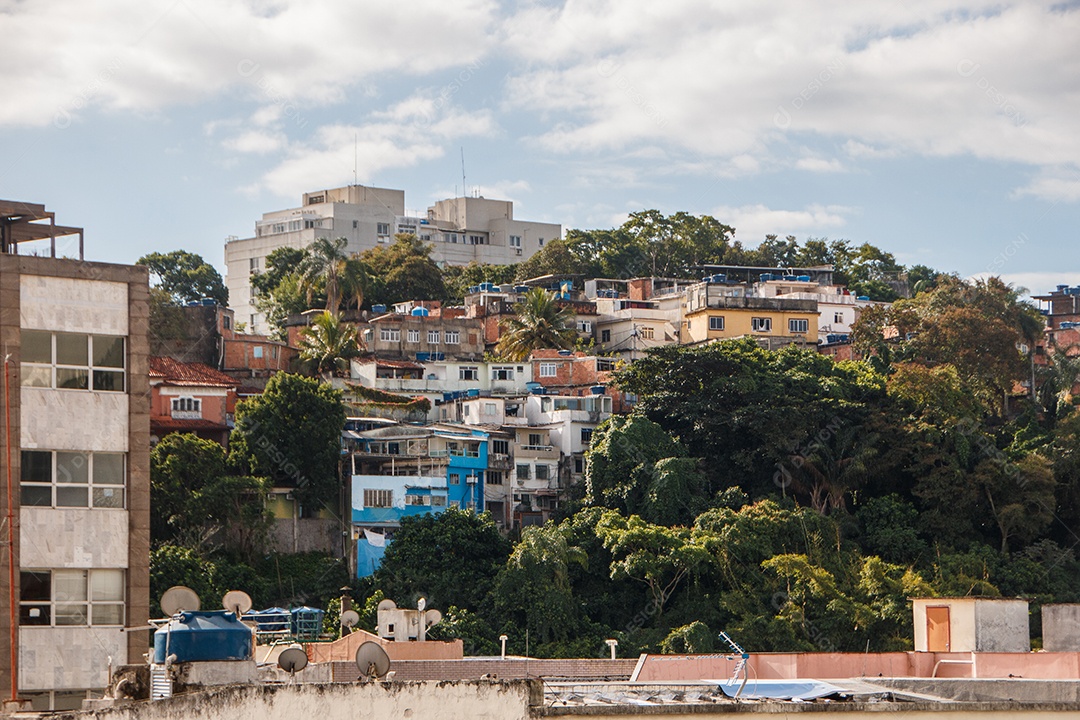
top-left (353, 133), bottom-right (358, 187)
top-left (355, 641), bottom-right (392, 682)
top-left (460, 146), bottom-right (466, 198)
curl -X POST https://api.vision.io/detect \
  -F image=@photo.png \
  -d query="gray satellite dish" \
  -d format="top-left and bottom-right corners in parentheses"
top-left (278, 646), bottom-right (308, 674)
top-left (222, 590), bottom-right (253, 616)
top-left (340, 610), bottom-right (360, 628)
top-left (355, 641), bottom-right (391, 681)
top-left (377, 599), bottom-right (396, 612)
top-left (160, 586), bottom-right (201, 616)
top-left (424, 608), bottom-right (442, 628)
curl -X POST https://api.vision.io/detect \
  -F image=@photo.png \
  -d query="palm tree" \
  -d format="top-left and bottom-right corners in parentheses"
top-left (495, 287), bottom-right (578, 361)
top-left (298, 237), bottom-right (367, 315)
top-left (298, 311), bottom-right (362, 377)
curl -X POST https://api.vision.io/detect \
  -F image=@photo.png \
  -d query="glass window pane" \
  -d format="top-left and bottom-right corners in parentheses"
top-left (92, 370), bottom-right (125, 392)
top-left (56, 486), bottom-right (88, 507)
top-left (92, 336), bottom-right (124, 368)
top-left (19, 604), bottom-right (50, 626)
top-left (93, 487), bottom-right (124, 508)
top-left (55, 333), bottom-right (88, 365)
top-left (55, 604), bottom-right (88, 625)
top-left (54, 570), bottom-right (87, 601)
top-left (21, 485), bottom-right (52, 506)
top-left (55, 452), bottom-right (89, 484)
top-left (92, 604), bottom-right (124, 626)
top-left (20, 366), bottom-right (51, 388)
top-left (91, 570), bottom-right (124, 602)
top-left (56, 368), bottom-right (89, 389)
top-left (20, 571), bottom-right (51, 601)
top-left (21, 451), bottom-right (52, 482)
top-left (21, 331), bottom-right (51, 363)
top-left (93, 454), bottom-right (124, 485)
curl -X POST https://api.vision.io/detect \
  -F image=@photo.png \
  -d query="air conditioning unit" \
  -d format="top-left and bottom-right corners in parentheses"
top-left (515, 248), bottom-right (522, 255)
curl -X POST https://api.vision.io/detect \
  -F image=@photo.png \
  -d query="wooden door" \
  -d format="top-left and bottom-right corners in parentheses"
top-left (926, 606), bottom-right (951, 651)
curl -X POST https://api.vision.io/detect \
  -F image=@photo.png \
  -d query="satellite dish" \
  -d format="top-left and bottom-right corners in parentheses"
top-left (417, 597), bottom-right (426, 612)
top-left (341, 610), bottom-right (360, 629)
top-left (424, 609), bottom-right (442, 628)
top-left (278, 646), bottom-right (308, 674)
top-left (160, 586), bottom-right (201, 616)
top-left (377, 599), bottom-right (397, 612)
top-left (222, 590), bottom-right (253, 616)
top-left (355, 641), bottom-right (391, 681)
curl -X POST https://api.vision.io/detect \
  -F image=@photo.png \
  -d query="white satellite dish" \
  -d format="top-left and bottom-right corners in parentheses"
top-left (377, 599), bottom-right (397, 612)
top-left (417, 597), bottom-right (426, 612)
top-left (340, 610), bottom-right (360, 629)
top-left (355, 642), bottom-right (391, 681)
top-left (222, 590), bottom-right (253, 617)
top-left (160, 586), bottom-right (201, 616)
top-left (424, 609), bottom-right (442, 628)
top-left (278, 646), bottom-right (308, 674)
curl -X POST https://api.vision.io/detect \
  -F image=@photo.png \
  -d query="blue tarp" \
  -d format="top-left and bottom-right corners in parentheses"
top-left (357, 536), bottom-right (389, 578)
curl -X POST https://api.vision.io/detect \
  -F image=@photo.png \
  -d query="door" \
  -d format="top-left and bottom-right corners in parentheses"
top-left (926, 606), bottom-right (951, 651)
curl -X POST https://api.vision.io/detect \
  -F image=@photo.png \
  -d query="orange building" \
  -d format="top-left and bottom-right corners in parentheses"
top-left (149, 355), bottom-right (239, 447)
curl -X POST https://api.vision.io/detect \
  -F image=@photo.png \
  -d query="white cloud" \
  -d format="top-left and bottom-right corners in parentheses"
top-left (1011, 167), bottom-right (1080, 203)
top-left (222, 129), bottom-right (287, 154)
top-left (713, 204), bottom-right (854, 243)
top-left (0, 0), bottom-right (497, 127)
top-left (796, 157), bottom-right (845, 173)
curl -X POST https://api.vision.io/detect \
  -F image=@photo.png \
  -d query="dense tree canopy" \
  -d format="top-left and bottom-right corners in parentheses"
top-left (138, 250), bottom-right (229, 306)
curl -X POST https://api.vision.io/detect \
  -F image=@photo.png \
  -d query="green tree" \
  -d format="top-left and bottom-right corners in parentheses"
top-left (298, 237), bottom-right (367, 315)
top-left (495, 287), bottom-right (577, 361)
top-left (230, 373), bottom-right (345, 509)
top-left (361, 234), bottom-right (447, 306)
top-left (298, 311), bottom-right (362, 378)
top-left (138, 250), bottom-right (228, 306)
top-left (374, 508), bottom-right (511, 612)
top-left (973, 453), bottom-right (1056, 553)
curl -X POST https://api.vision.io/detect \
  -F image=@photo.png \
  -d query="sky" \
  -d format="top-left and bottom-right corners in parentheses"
top-left (2, 0), bottom-right (1078, 296)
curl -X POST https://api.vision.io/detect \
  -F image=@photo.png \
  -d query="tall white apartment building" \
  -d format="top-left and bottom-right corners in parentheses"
top-left (225, 185), bottom-right (562, 334)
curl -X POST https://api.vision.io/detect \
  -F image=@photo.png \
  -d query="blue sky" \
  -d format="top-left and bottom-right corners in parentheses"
top-left (2, 0), bottom-right (1078, 296)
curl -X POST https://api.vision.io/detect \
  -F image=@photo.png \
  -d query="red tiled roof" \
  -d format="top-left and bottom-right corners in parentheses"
top-left (151, 417), bottom-right (229, 432)
top-left (149, 356), bottom-right (237, 388)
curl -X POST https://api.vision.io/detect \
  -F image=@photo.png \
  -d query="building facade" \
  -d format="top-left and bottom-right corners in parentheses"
top-left (1, 251), bottom-right (149, 711)
top-left (225, 185), bottom-right (561, 333)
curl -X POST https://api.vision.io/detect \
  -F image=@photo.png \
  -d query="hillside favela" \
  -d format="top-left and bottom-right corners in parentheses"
top-left (3, 3), bottom-right (1080, 719)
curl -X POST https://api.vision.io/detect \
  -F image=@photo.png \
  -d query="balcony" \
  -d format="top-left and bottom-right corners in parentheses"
top-left (516, 444), bottom-right (557, 459)
top-left (488, 454), bottom-right (513, 471)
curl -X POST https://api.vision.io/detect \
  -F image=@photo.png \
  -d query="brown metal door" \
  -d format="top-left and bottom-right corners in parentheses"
top-left (926, 606), bottom-right (951, 651)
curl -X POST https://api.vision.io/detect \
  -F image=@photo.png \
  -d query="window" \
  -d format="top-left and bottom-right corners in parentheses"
top-left (19, 569), bottom-right (124, 626)
top-left (427, 330), bottom-right (440, 344)
top-left (379, 327), bottom-right (401, 342)
top-left (444, 330), bottom-right (460, 344)
top-left (538, 238), bottom-right (545, 246)
top-left (353, 220), bottom-right (359, 229)
top-left (639, 326), bottom-right (655, 340)
top-left (789, 318), bottom-right (809, 334)
top-left (21, 450), bottom-right (125, 509)
top-left (431, 495), bottom-right (447, 507)
top-left (407, 329), bottom-right (420, 343)
top-left (535, 464), bottom-right (549, 480)
top-left (483, 402), bottom-right (497, 415)
top-left (21, 331), bottom-right (125, 392)
top-left (581, 428), bottom-right (594, 445)
top-left (459, 366), bottom-right (479, 381)
top-left (492, 439), bottom-right (509, 456)
top-left (377, 223), bottom-right (390, 236)
top-left (253, 346), bottom-right (263, 359)
top-left (709, 316), bottom-right (725, 331)
top-left (834, 312), bottom-right (844, 324)
top-left (363, 489), bottom-right (393, 508)
top-left (223, 315), bottom-right (232, 330)
top-left (601, 329), bottom-right (611, 343)
top-left (578, 321), bottom-right (592, 333)
top-left (528, 433), bottom-right (543, 447)
top-left (539, 362), bottom-right (557, 378)
top-left (509, 235), bottom-right (522, 248)
top-left (488, 471), bottom-right (503, 485)
top-left (449, 473), bottom-right (460, 485)
top-left (596, 358), bottom-right (616, 372)
top-left (469, 234), bottom-right (485, 245)
top-left (516, 464), bottom-right (530, 479)
top-left (170, 397), bottom-right (201, 416)
top-left (751, 317), bottom-right (772, 332)
top-left (249, 257), bottom-right (260, 273)
top-left (492, 367), bottom-right (514, 381)
top-left (574, 457), bottom-right (584, 474)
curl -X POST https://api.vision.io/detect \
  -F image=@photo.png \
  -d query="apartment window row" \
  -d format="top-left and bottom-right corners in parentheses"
top-left (364, 489), bottom-right (393, 508)
top-left (539, 362), bottom-right (558, 378)
top-left (20, 569), bottom-right (125, 627)
top-left (21, 331), bottom-right (125, 392)
top-left (171, 397), bottom-right (201, 414)
top-left (789, 318), bottom-right (809, 334)
top-left (459, 366), bottom-right (479, 381)
top-left (21, 450), bottom-right (126, 509)
top-left (379, 328), bottom-right (401, 342)
top-left (492, 366), bottom-right (524, 381)
top-left (515, 464), bottom-right (551, 481)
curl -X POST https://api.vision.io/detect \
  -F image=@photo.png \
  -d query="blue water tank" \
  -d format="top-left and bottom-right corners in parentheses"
top-left (372, 304), bottom-right (387, 314)
top-left (590, 385), bottom-right (606, 395)
top-left (153, 611), bottom-right (253, 664)
top-left (856, 295), bottom-right (871, 301)
top-left (514, 285), bottom-right (530, 293)
top-left (479, 282), bottom-right (495, 292)
top-left (797, 275), bottom-right (811, 282)
top-left (467, 388), bottom-right (481, 397)
top-left (467, 285), bottom-right (479, 294)
top-left (411, 307), bottom-right (430, 317)
top-left (760, 273), bottom-right (773, 282)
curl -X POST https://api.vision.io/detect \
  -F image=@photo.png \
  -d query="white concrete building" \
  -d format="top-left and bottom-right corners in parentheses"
top-left (1, 221), bottom-right (150, 712)
top-left (225, 186), bottom-right (561, 334)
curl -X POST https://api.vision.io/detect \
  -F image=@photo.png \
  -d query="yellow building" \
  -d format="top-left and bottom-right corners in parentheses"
top-left (681, 281), bottom-right (819, 346)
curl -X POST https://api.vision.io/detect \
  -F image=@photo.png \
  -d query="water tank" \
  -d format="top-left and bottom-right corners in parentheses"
top-left (153, 611), bottom-right (253, 664)
top-left (590, 385), bottom-right (606, 395)
top-left (479, 282), bottom-right (495, 292)
top-left (467, 286), bottom-right (479, 294)
top-left (797, 275), bottom-right (811, 282)
top-left (759, 273), bottom-right (773, 282)
top-left (411, 307), bottom-right (430, 317)
top-left (856, 295), bottom-right (871, 301)
top-left (371, 304), bottom-right (387, 314)
top-left (514, 285), bottom-right (530, 293)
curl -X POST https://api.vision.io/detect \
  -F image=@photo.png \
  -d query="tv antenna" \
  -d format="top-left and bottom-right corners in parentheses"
top-left (460, 147), bottom-right (466, 198)
top-left (222, 590), bottom-right (253, 617)
top-left (278, 645), bottom-right (308, 683)
top-left (160, 586), bottom-right (200, 617)
top-left (355, 641), bottom-right (391, 682)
